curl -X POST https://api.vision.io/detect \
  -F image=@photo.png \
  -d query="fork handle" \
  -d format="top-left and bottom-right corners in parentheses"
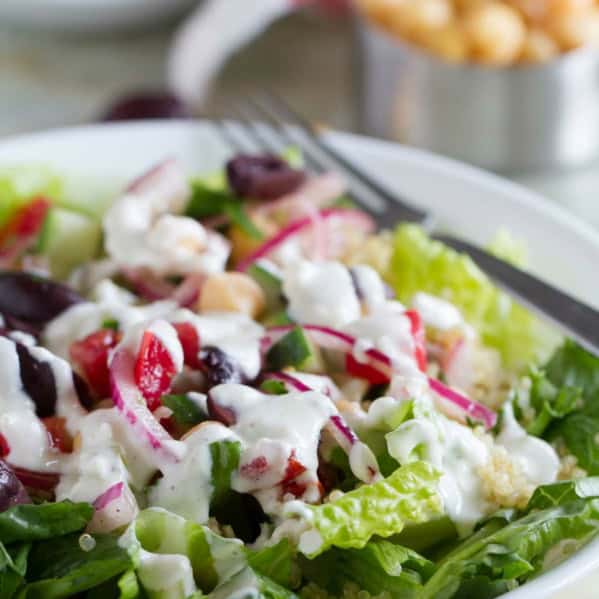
top-left (434, 234), bottom-right (599, 357)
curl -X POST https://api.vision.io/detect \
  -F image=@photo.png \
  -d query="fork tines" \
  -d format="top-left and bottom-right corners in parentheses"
top-left (218, 93), bottom-right (429, 224)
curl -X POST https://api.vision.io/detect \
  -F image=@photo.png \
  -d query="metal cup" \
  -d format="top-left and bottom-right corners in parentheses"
top-left (356, 19), bottom-right (599, 173)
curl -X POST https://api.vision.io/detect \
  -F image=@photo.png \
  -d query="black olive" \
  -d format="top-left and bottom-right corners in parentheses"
top-left (200, 346), bottom-right (244, 388)
top-left (226, 154), bottom-right (306, 200)
top-left (0, 271), bottom-right (82, 325)
top-left (15, 342), bottom-right (57, 418)
top-left (101, 91), bottom-right (189, 122)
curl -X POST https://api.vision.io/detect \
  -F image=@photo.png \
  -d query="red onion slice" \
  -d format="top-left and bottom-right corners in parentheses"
top-left (236, 207), bottom-right (375, 272)
top-left (428, 377), bottom-right (497, 430)
top-left (110, 349), bottom-right (185, 469)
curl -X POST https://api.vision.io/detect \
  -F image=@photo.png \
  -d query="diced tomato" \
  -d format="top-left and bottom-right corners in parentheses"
top-left (0, 433), bottom-right (10, 458)
top-left (281, 480), bottom-right (307, 498)
top-left (70, 329), bottom-right (121, 399)
top-left (42, 417), bottom-right (73, 453)
top-left (240, 456), bottom-right (269, 481)
top-left (345, 353), bottom-right (390, 385)
top-left (0, 198), bottom-right (51, 263)
top-left (134, 331), bottom-right (178, 411)
top-left (405, 309), bottom-right (428, 372)
top-left (172, 322), bottom-right (202, 369)
top-left (282, 453), bottom-right (307, 484)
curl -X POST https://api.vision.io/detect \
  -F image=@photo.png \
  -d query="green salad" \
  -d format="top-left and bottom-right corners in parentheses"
top-left (0, 154), bottom-right (598, 599)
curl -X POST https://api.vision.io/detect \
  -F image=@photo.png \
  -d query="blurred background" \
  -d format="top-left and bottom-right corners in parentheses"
top-left (1, 0), bottom-right (599, 227)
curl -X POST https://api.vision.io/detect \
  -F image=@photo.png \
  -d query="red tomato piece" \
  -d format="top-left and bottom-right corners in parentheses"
top-left (70, 329), bottom-right (121, 399)
top-left (0, 198), bottom-right (51, 261)
top-left (42, 417), bottom-right (73, 453)
top-left (0, 433), bottom-right (10, 458)
top-left (172, 322), bottom-right (202, 369)
top-left (281, 480), bottom-right (307, 498)
top-left (282, 453), bottom-right (307, 484)
top-left (405, 309), bottom-right (428, 372)
top-left (345, 353), bottom-right (390, 385)
top-left (240, 456), bottom-right (269, 481)
top-left (134, 331), bottom-right (178, 411)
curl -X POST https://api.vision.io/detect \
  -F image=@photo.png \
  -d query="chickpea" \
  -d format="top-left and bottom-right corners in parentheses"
top-left (357, 0), bottom-right (407, 29)
top-left (464, 2), bottom-right (526, 65)
top-left (422, 22), bottom-right (470, 62)
top-left (520, 27), bottom-right (560, 62)
top-left (546, 0), bottom-right (595, 18)
top-left (229, 212), bottom-right (277, 266)
top-left (508, 0), bottom-right (549, 22)
top-left (390, 0), bottom-right (453, 41)
top-left (546, 7), bottom-right (599, 50)
top-left (198, 272), bottom-right (266, 318)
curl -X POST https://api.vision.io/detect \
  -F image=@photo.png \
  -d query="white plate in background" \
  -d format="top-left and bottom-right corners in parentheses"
top-left (0, 120), bottom-right (597, 598)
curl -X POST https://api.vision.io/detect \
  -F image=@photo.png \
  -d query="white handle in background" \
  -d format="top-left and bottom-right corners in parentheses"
top-left (168, 0), bottom-right (294, 109)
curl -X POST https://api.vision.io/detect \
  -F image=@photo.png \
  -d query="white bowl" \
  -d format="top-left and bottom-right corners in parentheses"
top-left (0, 120), bottom-right (597, 598)
top-left (0, 0), bottom-right (196, 33)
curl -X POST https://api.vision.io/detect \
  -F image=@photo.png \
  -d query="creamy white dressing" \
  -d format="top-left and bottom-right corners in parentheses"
top-left (387, 413), bottom-right (491, 534)
top-left (169, 309), bottom-right (264, 379)
top-left (103, 161), bottom-right (230, 277)
top-left (497, 403), bottom-right (559, 486)
top-left (412, 292), bottom-right (464, 331)
top-left (344, 301), bottom-right (422, 377)
top-left (351, 264), bottom-right (388, 312)
top-left (57, 408), bottom-right (157, 501)
top-left (209, 384), bottom-right (335, 509)
top-left (282, 260), bottom-right (361, 328)
top-left (44, 281), bottom-right (177, 361)
top-left (149, 422), bottom-right (234, 524)
top-left (27, 345), bottom-right (87, 434)
top-left (0, 336), bottom-right (58, 471)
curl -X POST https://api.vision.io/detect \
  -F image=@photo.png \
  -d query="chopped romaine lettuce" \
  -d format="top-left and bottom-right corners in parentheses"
top-left (513, 367), bottom-right (580, 437)
top-left (0, 501), bottom-right (93, 544)
top-left (300, 539), bottom-right (433, 598)
top-left (17, 533), bottom-right (132, 599)
top-left (293, 461), bottom-right (443, 558)
top-left (422, 495), bottom-right (599, 599)
top-left (388, 225), bottom-right (561, 370)
top-left (544, 341), bottom-right (599, 473)
top-left (247, 540), bottom-right (298, 590)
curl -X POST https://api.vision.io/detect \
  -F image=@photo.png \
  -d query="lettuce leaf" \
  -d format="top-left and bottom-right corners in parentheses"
top-left (299, 539), bottom-right (433, 598)
top-left (131, 508), bottom-right (245, 594)
top-left (514, 368), bottom-right (580, 437)
top-left (526, 477), bottom-right (599, 511)
top-left (0, 166), bottom-right (63, 228)
top-left (0, 542), bottom-right (30, 598)
top-left (247, 540), bottom-right (298, 589)
top-left (208, 567), bottom-right (297, 599)
top-left (0, 501), bottom-right (93, 544)
top-left (387, 225), bottom-right (560, 370)
top-left (17, 533), bottom-right (132, 599)
top-left (545, 342), bottom-right (599, 473)
top-left (293, 461), bottom-right (443, 558)
top-left (422, 497), bottom-right (599, 599)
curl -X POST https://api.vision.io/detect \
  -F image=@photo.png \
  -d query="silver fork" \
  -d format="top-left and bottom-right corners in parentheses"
top-left (217, 94), bottom-right (599, 357)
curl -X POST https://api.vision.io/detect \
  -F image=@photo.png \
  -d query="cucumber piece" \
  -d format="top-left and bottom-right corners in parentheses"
top-left (266, 326), bottom-right (322, 372)
top-left (248, 262), bottom-right (284, 313)
top-left (37, 207), bottom-right (102, 279)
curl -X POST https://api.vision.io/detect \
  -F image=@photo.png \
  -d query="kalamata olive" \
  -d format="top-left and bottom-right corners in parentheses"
top-left (0, 271), bottom-right (82, 325)
top-left (0, 460), bottom-right (31, 512)
top-left (15, 342), bottom-right (57, 418)
top-left (226, 154), bottom-right (306, 200)
top-left (0, 312), bottom-right (42, 338)
top-left (101, 91), bottom-right (189, 122)
top-left (200, 346), bottom-right (244, 388)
